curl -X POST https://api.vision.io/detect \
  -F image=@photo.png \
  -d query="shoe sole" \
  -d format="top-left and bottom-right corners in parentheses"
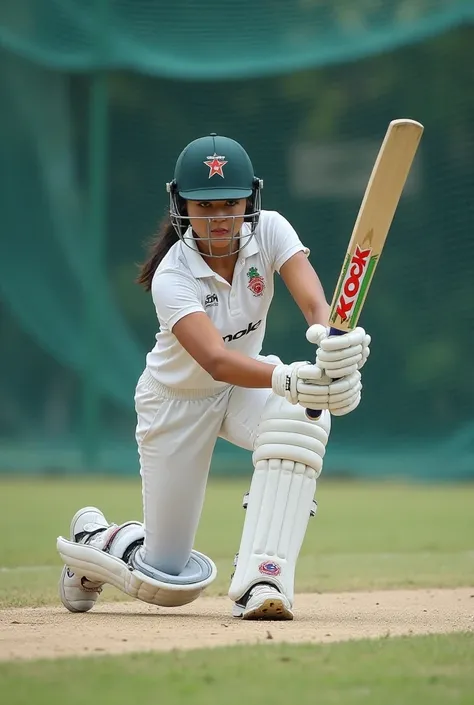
top-left (241, 596), bottom-right (294, 621)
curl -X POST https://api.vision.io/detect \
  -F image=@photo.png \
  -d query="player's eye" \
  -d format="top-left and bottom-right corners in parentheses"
top-left (198, 202), bottom-right (211, 208)
top-left (226, 200), bottom-right (238, 207)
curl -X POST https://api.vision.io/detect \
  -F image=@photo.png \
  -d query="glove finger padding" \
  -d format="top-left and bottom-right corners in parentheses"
top-left (317, 350), bottom-right (362, 378)
top-left (301, 389), bottom-right (361, 413)
top-left (317, 344), bottom-right (363, 363)
top-left (272, 361), bottom-right (316, 405)
top-left (330, 391), bottom-right (361, 416)
top-left (316, 327), bottom-right (370, 378)
top-left (272, 362), bottom-right (361, 415)
top-left (296, 371), bottom-right (362, 415)
top-left (295, 363), bottom-right (331, 383)
top-left (357, 334), bottom-right (371, 370)
top-left (305, 324), bottom-right (329, 346)
top-left (297, 371), bottom-right (360, 395)
top-left (328, 385), bottom-right (361, 409)
top-left (320, 328), bottom-right (366, 351)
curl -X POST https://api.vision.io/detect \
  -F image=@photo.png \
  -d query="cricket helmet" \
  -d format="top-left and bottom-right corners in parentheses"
top-left (166, 133), bottom-right (263, 257)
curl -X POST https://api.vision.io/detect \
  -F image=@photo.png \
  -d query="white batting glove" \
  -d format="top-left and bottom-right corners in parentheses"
top-left (304, 323), bottom-right (329, 346)
top-left (296, 366), bottom-right (362, 416)
top-left (272, 361), bottom-right (323, 405)
top-left (306, 325), bottom-right (371, 379)
top-left (272, 363), bottom-right (361, 415)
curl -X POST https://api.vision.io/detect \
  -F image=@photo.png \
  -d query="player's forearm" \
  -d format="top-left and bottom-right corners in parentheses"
top-left (302, 300), bottom-right (330, 327)
top-left (280, 252), bottom-right (330, 327)
top-left (208, 349), bottom-right (275, 388)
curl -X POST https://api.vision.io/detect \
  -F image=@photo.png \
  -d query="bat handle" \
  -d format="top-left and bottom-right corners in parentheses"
top-left (306, 327), bottom-right (345, 421)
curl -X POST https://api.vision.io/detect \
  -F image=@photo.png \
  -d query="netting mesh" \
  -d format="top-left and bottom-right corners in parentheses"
top-left (1, 0), bottom-right (473, 76)
top-left (1, 1), bottom-right (473, 478)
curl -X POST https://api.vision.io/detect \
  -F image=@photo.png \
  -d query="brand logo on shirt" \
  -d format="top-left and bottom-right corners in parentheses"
top-left (223, 320), bottom-right (262, 343)
top-left (204, 293), bottom-right (219, 308)
top-left (247, 266), bottom-right (265, 297)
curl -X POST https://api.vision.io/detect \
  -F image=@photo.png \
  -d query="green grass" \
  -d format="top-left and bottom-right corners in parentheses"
top-left (0, 478), bottom-right (473, 607)
top-left (0, 633), bottom-right (473, 704)
top-left (1, 478), bottom-right (473, 703)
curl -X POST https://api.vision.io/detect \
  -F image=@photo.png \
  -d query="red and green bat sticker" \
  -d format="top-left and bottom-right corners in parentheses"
top-left (330, 244), bottom-right (379, 327)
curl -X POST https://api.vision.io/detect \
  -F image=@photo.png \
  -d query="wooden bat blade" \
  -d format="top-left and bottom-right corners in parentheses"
top-left (306, 119), bottom-right (423, 421)
top-left (328, 118), bottom-right (424, 333)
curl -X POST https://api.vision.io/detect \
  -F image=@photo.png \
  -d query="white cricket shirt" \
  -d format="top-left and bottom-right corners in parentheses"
top-left (146, 209), bottom-right (308, 390)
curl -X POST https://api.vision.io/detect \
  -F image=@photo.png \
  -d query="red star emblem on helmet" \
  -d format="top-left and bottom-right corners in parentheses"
top-left (204, 153), bottom-right (228, 179)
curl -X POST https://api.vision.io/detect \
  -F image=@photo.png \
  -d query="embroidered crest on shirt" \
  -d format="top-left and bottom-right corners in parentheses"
top-left (203, 153), bottom-right (228, 178)
top-left (247, 266), bottom-right (265, 297)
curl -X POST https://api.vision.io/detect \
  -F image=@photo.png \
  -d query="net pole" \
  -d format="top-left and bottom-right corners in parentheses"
top-left (81, 0), bottom-right (109, 470)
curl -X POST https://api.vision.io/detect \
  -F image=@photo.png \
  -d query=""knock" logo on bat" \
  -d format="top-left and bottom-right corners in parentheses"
top-left (331, 245), bottom-right (372, 324)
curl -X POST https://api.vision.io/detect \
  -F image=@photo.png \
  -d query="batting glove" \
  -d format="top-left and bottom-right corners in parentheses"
top-left (306, 324), bottom-right (371, 378)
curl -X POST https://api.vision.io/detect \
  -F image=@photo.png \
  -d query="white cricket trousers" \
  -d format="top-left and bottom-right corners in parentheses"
top-left (134, 361), bottom-right (279, 576)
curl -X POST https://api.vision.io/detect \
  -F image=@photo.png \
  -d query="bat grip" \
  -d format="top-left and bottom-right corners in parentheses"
top-left (306, 327), bottom-right (345, 421)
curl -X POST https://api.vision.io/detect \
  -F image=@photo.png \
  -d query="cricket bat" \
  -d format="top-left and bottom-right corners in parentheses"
top-left (307, 118), bottom-right (424, 419)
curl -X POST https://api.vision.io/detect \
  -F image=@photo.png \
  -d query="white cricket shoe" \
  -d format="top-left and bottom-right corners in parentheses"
top-left (232, 583), bottom-right (293, 620)
top-left (58, 506), bottom-right (109, 613)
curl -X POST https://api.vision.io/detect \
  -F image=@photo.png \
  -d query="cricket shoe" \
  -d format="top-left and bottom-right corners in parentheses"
top-left (59, 506), bottom-right (110, 613)
top-left (232, 583), bottom-right (293, 620)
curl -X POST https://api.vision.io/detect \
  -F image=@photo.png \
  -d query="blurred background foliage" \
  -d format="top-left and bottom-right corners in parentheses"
top-left (0, 1), bottom-right (473, 477)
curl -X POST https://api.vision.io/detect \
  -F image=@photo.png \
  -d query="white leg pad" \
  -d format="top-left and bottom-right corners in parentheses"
top-left (228, 394), bottom-right (331, 606)
top-left (57, 538), bottom-right (217, 607)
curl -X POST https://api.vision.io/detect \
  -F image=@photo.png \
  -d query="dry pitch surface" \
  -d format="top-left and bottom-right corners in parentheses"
top-left (1, 588), bottom-right (472, 661)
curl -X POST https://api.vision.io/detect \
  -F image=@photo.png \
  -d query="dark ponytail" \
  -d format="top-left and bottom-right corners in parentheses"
top-left (136, 214), bottom-right (180, 291)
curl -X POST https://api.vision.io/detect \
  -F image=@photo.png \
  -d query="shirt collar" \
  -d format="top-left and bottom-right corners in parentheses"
top-left (181, 224), bottom-right (260, 279)
top-left (240, 223), bottom-right (260, 259)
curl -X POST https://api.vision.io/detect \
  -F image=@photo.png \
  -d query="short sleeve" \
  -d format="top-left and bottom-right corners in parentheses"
top-left (151, 269), bottom-right (205, 331)
top-left (262, 211), bottom-right (309, 273)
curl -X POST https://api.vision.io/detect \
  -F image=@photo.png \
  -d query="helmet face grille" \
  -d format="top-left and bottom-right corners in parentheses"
top-left (168, 180), bottom-right (262, 258)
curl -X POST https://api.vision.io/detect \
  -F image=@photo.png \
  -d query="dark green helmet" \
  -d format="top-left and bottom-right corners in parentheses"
top-left (173, 133), bottom-right (257, 200)
top-left (166, 133), bottom-right (263, 257)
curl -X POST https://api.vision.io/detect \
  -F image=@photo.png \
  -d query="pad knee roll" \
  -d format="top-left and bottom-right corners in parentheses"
top-left (253, 393), bottom-right (331, 479)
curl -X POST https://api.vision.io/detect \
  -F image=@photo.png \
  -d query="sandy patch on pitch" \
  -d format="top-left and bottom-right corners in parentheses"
top-left (1, 588), bottom-right (473, 661)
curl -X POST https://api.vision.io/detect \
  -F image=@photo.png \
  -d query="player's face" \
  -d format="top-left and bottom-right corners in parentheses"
top-left (186, 199), bottom-right (247, 254)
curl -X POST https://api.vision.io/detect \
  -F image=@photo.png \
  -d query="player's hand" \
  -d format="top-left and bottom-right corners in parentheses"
top-left (306, 325), bottom-right (371, 378)
top-left (272, 361), bottom-right (316, 405)
top-left (272, 363), bottom-right (362, 415)
top-left (296, 366), bottom-right (362, 416)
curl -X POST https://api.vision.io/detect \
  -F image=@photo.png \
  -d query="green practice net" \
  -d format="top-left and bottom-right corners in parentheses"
top-left (1, 1), bottom-right (473, 479)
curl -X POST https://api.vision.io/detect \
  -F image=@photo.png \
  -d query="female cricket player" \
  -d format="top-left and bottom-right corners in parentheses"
top-left (57, 134), bottom-right (370, 620)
